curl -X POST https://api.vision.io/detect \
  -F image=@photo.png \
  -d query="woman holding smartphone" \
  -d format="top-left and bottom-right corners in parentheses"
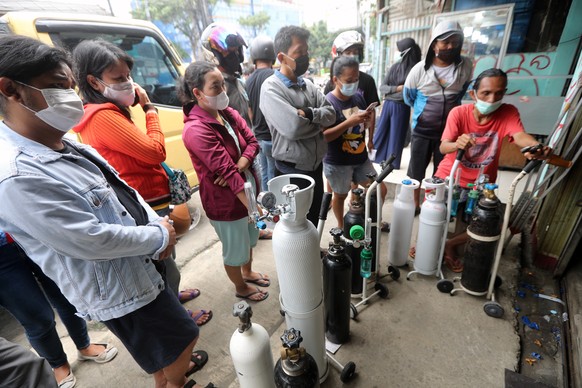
top-left (72, 40), bottom-right (212, 328)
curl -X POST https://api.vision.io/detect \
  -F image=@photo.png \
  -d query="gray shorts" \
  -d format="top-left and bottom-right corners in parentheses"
top-left (210, 217), bottom-right (259, 266)
top-left (323, 159), bottom-right (375, 194)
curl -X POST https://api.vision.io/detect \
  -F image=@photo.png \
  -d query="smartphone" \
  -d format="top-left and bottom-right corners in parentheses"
top-left (366, 102), bottom-right (379, 112)
top-left (132, 87), bottom-right (140, 107)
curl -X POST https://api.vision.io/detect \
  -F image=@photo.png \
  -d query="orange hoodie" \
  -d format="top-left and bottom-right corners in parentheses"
top-left (73, 103), bottom-right (170, 205)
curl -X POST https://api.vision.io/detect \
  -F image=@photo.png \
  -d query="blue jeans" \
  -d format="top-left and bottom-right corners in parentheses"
top-left (0, 243), bottom-right (90, 368)
top-left (258, 140), bottom-right (276, 192)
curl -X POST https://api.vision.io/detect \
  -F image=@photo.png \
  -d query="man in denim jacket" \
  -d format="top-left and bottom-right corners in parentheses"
top-left (0, 36), bottom-right (211, 388)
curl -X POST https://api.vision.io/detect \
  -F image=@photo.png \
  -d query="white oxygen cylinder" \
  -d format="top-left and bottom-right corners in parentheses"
top-left (413, 178), bottom-right (447, 275)
top-left (268, 174), bottom-right (328, 382)
top-left (229, 301), bottom-right (275, 388)
top-left (388, 179), bottom-right (420, 267)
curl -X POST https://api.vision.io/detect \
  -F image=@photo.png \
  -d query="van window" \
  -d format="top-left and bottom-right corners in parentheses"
top-left (40, 23), bottom-right (181, 107)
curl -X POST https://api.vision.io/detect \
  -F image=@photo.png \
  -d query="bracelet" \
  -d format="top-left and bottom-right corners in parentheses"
top-left (142, 103), bottom-right (158, 113)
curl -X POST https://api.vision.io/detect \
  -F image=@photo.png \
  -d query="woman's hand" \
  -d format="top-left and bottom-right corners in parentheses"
top-left (236, 156), bottom-right (251, 173)
top-left (133, 83), bottom-right (151, 107)
top-left (214, 175), bottom-right (228, 187)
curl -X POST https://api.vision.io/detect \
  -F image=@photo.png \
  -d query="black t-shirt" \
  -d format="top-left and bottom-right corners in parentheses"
top-left (358, 71), bottom-right (380, 107)
top-left (245, 68), bottom-right (274, 141)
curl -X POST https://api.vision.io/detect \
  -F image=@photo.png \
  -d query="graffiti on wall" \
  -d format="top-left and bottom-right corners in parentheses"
top-left (473, 52), bottom-right (561, 96)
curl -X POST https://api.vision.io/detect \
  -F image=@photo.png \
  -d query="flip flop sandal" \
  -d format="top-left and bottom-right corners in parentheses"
top-left (188, 309), bottom-right (213, 326)
top-left (444, 254), bottom-right (464, 273)
top-left (409, 247), bottom-right (416, 259)
top-left (243, 272), bottom-right (271, 287)
top-left (179, 288), bottom-right (201, 304)
top-left (235, 287), bottom-right (269, 302)
top-left (258, 229), bottom-right (273, 240)
top-left (185, 350), bottom-right (208, 377)
top-left (184, 380), bottom-right (216, 388)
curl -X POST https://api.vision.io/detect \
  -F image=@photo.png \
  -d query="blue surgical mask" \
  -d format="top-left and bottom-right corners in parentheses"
top-left (475, 97), bottom-right (503, 115)
top-left (340, 81), bottom-right (359, 97)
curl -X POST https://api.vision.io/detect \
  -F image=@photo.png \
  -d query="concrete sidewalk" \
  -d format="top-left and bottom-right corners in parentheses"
top-left (1, 148), bottom-right (530, 387)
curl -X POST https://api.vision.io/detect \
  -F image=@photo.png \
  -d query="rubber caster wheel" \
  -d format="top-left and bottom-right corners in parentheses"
top-left (494, 275), bottom-right (503, 289)
top-left (388, 265), bottom-right (400, 281)
top-left (340, 361), bottom-right (356, 382)
top-left (375, 283), bottom-right (389, 298)
top-left (350, 303), bottom-right (358, 319)
top-left (436, 279), bottom-right (454, 294)
top-left (483, 301), bottom-right (504, 318)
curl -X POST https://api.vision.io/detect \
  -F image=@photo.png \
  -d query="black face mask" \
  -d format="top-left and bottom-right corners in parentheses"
top-left (435, 47), bottom-right (461, 63)
top-left (292, 55), bottom-right (310, 77)
top-left (221, 52), bottom-right (242, 75)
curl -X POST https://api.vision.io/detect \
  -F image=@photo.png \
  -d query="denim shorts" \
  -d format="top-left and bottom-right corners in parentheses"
top-left (210, 217), bottom-right (259, 266)
top-left (102, 285), bottom-right (199, 374)
top-left (323, 159), bottom-right (376, 194)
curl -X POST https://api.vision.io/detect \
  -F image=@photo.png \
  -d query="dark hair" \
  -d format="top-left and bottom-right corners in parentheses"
top-left (177, 61), bottom-right (217, 114)
top-left (274, 26), bottom-right (310, 55)
top-left (0, 35), bottom-right (71, 115)
top-left (473, 68), bottom-right (508, 90)
top-left (332, 56), bottom-right (359, 78)
top-left (72, 39), bottom-right (134, 117)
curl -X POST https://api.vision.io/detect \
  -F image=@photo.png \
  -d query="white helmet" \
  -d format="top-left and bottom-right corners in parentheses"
top-left (331, 30), bottom-right (364, 58)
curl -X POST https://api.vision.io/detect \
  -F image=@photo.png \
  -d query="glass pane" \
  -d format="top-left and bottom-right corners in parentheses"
top-left (50, 31), bottom-right (181, 107)
top-left (435, 6), bottom-right (513, 66)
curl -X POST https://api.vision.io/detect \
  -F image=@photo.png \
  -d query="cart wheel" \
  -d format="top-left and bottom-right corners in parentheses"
top-left (436, 279), bottom-right (454, 294)
top-left (375, 283), bottom-right (389, 298)
top-left (350, 303), bottom-right (358, 319)
top-left (483, 301), bottom-right (504, 318)
top-left (388, 266), bottom-right (400, 281)
top-left (340, 361), bottom-right (356, 382)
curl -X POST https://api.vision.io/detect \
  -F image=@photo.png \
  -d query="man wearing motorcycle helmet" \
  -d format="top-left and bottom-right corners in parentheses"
top-left (327, 30), bottom-right (380, 109)
top-left (201, 23), bottom-right (252, 127)
top-left (246, 35), bottom-right (276, 192)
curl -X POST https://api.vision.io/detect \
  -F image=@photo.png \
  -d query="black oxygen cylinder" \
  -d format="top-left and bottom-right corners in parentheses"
top-left (461, 184), bottom-right (502, 293)
top-left (323, 228), bottom-right (352, 344)
top-left (274, 328), bottom-right (319, 388)
top-left (344, 189), bottom-right (365, 295)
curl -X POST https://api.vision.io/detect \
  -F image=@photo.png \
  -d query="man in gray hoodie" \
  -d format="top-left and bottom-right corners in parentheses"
top-left (260, 25), bottom-right (336, 226)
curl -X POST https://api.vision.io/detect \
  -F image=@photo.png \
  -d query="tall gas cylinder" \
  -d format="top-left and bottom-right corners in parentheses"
top-left (413, 178), bottom-right (447, 275)
top-left (229, 301), bottom-right (275, 388)
top-left (274, 328), bottom-right (320, 388)
top-left (343, 188), bottom-right (365, 296)
top-left (461, 183), bottom-right (502, 293)
top-left (323, 228), bottom-right (351, 344)
top-left (388, 179), bottom-right (420, 267)
top-left (269, 174), bottom-right (328, 381)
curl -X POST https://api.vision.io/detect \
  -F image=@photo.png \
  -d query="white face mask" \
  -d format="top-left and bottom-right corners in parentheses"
top-left (17, 82), bottom-right (85, 132)
top-left (203, 91), bottom-right (229, 111)
top-left (99, 78), bottom-right (135, 107)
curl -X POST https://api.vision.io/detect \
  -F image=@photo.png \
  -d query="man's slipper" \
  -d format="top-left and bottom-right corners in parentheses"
top-left (444, 254), bottom-right (464, 273)
top-left (409, 246), bottom-right (416, 259)
top-left (179, 288), bottom-right (201, 304)
top-left (185, 380), bottom-right (216, 388)
top-left (185, 350), bottom-right (208, 377)
top-left (259, 228), bottom-right (273, 240)
top-left (243, 273), bottom-right (271, 287)
top-left (188, 309), bottom-right (213, 326)
top-left (380, 222), bottom-right (391, 233)
top-left (236, 287), bottom-right (269, 302)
